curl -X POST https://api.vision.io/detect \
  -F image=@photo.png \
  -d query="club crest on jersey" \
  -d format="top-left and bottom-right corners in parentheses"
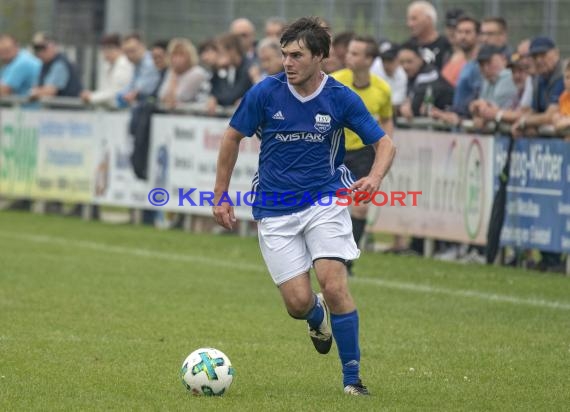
top-left (314, 113), bottom-right (331, 133)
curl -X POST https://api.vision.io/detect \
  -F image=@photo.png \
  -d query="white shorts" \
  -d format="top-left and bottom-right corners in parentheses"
top-left (257, 201), bottom-right (360, 285)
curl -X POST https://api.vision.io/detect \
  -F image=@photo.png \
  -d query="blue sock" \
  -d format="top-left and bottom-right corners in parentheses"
top-left (304, 294), bottom-right (324, 329)
top-left (331, 310), bottom-right (360, 386)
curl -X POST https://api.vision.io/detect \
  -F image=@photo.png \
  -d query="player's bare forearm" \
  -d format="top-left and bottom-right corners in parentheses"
top-left (213, 127), bottom-right (244, 229)
top-left (369, 135), bottom-right (395, 183)
top-left (213, 127), bottom-right (244, 201)
top-left (350, 135), bottom-right (395, 195)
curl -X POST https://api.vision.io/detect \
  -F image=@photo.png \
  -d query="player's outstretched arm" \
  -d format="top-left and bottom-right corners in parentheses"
top-left (213, 126), bottom-right (245, 230)
top-left (350, 135), bottom-right (396, 198)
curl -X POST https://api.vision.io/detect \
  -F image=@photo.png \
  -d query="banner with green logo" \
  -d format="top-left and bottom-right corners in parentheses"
top-left (0, 110), bottom-right (38, 197)
top-left (0, 109), bottom-right (96, 202)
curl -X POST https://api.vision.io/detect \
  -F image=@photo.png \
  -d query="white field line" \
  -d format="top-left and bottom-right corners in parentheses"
top-left (0, 232), bottom-right (265, 273)
top-left (2, 231), bottom-right (569, 311)
top-left (350, 277), bottom-right (570, 310)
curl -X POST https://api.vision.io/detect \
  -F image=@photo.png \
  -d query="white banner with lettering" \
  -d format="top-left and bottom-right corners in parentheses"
top-left (92, 112), bottom-right (152, 207)
top-left (368, 130), bottom-right (495, 245)
top-left (1, 109), bottom-right (498, 243)
top-left (148, 115), bottom-right (260, 219)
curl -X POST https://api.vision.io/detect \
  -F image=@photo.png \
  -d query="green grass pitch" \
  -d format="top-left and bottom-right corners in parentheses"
top-left (0, 211), bottom-right (569, 411)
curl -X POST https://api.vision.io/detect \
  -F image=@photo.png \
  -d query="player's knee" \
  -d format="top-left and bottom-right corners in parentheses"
top-left (321, 281), bottom-right (350, 308)
top-left (284, 294), bottom-right (314, 318)
top-left (321, 281), bottom-right (348, 304)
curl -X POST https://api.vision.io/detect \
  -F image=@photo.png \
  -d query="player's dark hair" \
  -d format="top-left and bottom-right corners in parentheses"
top-left (352, 35), bottom-right (379, 59)
top-left (280, 16), bottom-right (330, 58)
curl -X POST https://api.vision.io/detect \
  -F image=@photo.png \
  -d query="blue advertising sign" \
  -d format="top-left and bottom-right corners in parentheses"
top-left (494, 137), bottom-right (570, 252)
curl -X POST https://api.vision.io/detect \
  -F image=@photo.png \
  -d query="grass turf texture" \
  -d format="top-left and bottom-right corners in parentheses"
top-left (0, 211), bottom-right (569, 411)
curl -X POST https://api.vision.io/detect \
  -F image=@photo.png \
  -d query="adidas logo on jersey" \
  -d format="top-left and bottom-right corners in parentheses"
top-left (272, 110), bottom-right (285, 120)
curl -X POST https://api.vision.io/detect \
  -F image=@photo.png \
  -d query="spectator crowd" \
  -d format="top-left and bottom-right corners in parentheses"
top-left (0, 1), bottom-right (567, 272)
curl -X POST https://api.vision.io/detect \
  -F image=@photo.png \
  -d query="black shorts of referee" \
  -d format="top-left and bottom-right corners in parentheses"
top-left (344, 145), bottom-right (375, 180)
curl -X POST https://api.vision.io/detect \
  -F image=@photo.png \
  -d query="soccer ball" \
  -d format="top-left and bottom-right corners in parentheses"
top-left (180, 348), bottom-right (235, 396)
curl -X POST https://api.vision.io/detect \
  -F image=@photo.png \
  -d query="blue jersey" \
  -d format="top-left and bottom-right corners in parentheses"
top-left (230, 72), bottom-right (385, 219)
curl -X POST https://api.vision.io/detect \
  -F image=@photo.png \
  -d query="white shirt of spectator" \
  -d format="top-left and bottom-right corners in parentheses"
top-left (91, 54), bottom-right (134, 105)
top-left (371, 57), bottom-right (408, 106)
top-left (159, 65), bottom-right (210, 103)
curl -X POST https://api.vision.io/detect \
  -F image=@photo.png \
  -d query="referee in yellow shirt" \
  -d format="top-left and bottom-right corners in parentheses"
top-left (331, 35), bottom-right (394, 276)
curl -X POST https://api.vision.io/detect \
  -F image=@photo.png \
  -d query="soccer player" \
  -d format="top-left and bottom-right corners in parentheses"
top-left (331, 36), bottom-right (394, 275)
top-left (213, 17), bottom-right (395, 395)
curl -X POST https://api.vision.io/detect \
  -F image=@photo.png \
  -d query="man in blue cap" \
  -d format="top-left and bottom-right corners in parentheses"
top-left (511, 36), bottom-right (564, 273)
top-left (511, 36), bottom-right (563, 135)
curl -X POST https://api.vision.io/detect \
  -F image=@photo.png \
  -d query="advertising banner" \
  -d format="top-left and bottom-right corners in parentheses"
top-left (149, 115), bottom-right (260, 220)
top-left (1, 109), bottom-right (96, 202)
top-left (369, 129), bottom-right (495, 245)
top-left (92, 112), bottom-right (151, 207)
top-left (0, 109), bottom-right (38, 197)
top-left (34, 110), bottom-right (96, 202)
top-left (496, 137), bottom-right (570, 252)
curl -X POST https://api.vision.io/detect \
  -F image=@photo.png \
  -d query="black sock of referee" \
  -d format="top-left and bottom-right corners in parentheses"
top-left (351, 216), bottom-right (367, 247)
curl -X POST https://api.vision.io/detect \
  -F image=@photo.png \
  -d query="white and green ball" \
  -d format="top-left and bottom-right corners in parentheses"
top-left (180, 348), bottom-right (235, 396)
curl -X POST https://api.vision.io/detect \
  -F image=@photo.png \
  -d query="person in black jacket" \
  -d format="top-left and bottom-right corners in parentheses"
top-left (207, 33), bottom-right (256, 115)
top-left (397, 43), bottom-right (455, 257)
top-left (403, 1), bottom-right (453, 70)
top-left (397, 44), bottom-right (454, 119)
